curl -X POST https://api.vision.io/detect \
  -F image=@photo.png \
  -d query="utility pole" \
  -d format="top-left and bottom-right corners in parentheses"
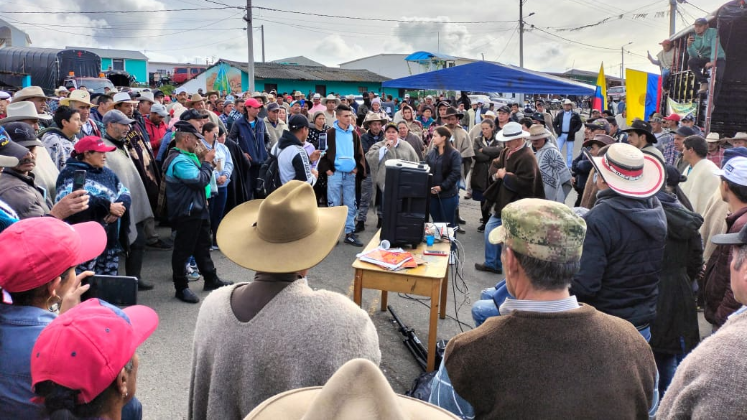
top-left (620, 42), bottom-right (633, 79)
top-left (669, 0), bottom-right (677, 36)
top-left (245, 0), bottom-right (255, 92)
top-left (261, 25), bottom-right (265, 63)
top-left (519, 0), bottom-right (524, 68)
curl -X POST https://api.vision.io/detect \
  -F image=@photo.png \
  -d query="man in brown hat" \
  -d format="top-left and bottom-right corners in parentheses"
top-left (190, 181), bottom-right (381, 418)
top-left (727, 132), bottom-right (747, 149)
top-left (12, 86), bottom-right (53, 129)
top-left (187, 93), bottom-right (226, 133)
top-left (61, 90), bottom-right (99, 139)
top-left (441, 106), bottom-right (474, 229)
top-left (623, 118), bottom-right (664, 161)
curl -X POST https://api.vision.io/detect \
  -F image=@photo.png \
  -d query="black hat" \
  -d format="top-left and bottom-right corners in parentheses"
top-left (287, 114), bottom-right (308, 131)
top-left (622, 119), bottom-right (657, 143)
top-left (675, 126), bottom-right (697, 137)
top-left (0, 128), bottom-right (31, 161)
top-left (173, 120), bottom-right (204, 139)
top-left (712, 222), bottom-right (747, 245)
top-left (530, 112), bottom-right (545, 123)
top-left (153, 90), bottom-right (165, 98)
top-left (497, 105), bottom-right (510, 114)
top-left (665, 164), bottom-right (687, 187)
top-left (179, 109), bottom-right (209, 122)
top-left (2, 122), bottom-right (43, 148)
top-left (442, 107), bottom-right (464, 119)
top-left (436, 101), bottom-right (450, 109)
top-left (266, 102), bottom-right (280, 112)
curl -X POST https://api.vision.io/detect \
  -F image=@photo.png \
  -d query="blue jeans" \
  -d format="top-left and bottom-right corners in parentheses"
top-left (483, 215), bottom-right (502, 270)
top-left (430, 195), bottom-right (459, 227)
top-left (327, 170), bottom-right (357, 234)
top-left (471, 279), bottom-right (511, 327)
top-left (653, 337), bottom-right (686, 398)
top-left (556, 134), bottom-right (574, 168)
top-left (639, 326), bottom-right (651, 342)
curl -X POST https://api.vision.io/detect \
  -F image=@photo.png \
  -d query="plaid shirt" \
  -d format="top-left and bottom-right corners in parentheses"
top-left (662, 141), bottom-right (679, 166)
top-left (708, 146), bottom-right (725, 168)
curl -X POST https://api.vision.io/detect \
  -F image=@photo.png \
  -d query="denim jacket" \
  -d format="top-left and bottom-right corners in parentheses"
top-left (0, 304), bottom-right (56, 419)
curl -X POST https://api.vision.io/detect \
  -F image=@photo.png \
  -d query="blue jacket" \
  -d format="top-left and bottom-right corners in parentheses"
top-left (571, 188), bottom-right (667, 327)
top-left (232, 116), bottom-right (269, 165)
top-left (163, 148), bottom-right (213, 221)
top-left (0, 305), bottom-right (56, 419)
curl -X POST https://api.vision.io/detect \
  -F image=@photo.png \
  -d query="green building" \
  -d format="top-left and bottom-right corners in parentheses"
top-left (68, 46), bottom-right (149, 84)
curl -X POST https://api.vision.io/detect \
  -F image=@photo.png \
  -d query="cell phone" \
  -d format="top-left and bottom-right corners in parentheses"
top-left (72, 170), bottom-right (86, 191)
top-left (81, 275), bottom-right (138, 306)
top-left (318, 132), bottom-right (328, 151)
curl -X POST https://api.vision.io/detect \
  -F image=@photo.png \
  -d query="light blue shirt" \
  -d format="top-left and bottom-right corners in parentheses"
top-left (561, 110), bottom-right (572, 133)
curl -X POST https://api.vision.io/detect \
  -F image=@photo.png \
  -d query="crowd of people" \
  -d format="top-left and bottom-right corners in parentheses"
top-left (0, 50), bottom-right (746, 418)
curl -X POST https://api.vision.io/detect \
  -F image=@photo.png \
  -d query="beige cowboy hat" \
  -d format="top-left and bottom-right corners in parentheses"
top-left (0, 101), bottom-right (52, 124)
top-left (186, 93), bottom-right (206, 107)
top-left (705, 132), bottom-right (720, 143)
top-left (321, 94), bottom-right (340, 106)
top-left (362, 112), bottom-right (388, 129)
top-left (112, 92), bottom-right (139, 105)
top-left (561, 99), bottom-right (574, 106)
top-left (12, 86), bottom-right (47, 103)
top-left (727, 132), bottom-right (747, 145)
top-left (588, 142), bottom-right (665, 199)
top-left (60, 89), bottom-right (93, 107)
top-left (244, 359), bottom-right (459, 420)
top-left (526, 124), bottom-right (549, 141)
top-left (137, 91), bottom-right (155, 104)
top-left (217, 180), bottom-right (346, 273)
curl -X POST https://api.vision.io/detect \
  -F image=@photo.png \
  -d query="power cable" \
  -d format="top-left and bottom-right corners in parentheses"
top-left (0, 6), bottom-right (239, 14)
top-left (494, 25), bottom-right (519, 62)
top-left (682, 0), bottom-right (710, 15)
top-left (252, 6), bottom-right (516, 24)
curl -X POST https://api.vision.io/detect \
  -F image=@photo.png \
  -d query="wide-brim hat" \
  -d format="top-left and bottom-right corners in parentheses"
top-left (583, 134), bottom-right (616, 148)
top-left (137, 91), bottom-right (155, 104)
top-left (321, 94), bottom-right (340, 106)
top-left (362, 112), bottom-right (388, 128)
top-left (622, 118), bottom-right (657, 143)
top-left (589, 143), bottom-right (665, 198)
top-left (562, 99), bottom-right (574, 105)
top-left (244, 359), bottom-right (459, 420)
top-left (705, 132), bottom-right (720, 143)
top-left (526, 124), bottom-right (549, 140)
top-left (442, 106), bottom-right (464, 119)
top-left (217, 181), bottom-right (346, 273)
top-left (186, 94), bottom-right (206, 106)
top-left (0, 101), bottom-right (52, 124)
top-left (496, 122), bottom-right (530, 142)
top-left (112, 92), bottom-right (139, 105)
top-left (12, 86), bottom-right (47, 103)
top-left (60, 90), bottom-right (93, 107)
top-left (727, 132), bottom-right (747, 145)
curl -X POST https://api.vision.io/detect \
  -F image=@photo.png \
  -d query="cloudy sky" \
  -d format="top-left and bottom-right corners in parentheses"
top-left (2, 0), bottom-right (725, 76)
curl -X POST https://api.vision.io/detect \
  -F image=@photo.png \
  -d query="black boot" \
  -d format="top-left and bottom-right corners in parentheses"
top-left (175, 287), bottom-right (200, 303)
top-left (377, 218), bottom-right (383, 229)
top-left (456, 209), bottom-right (466, 225)
top-left (355, 220), bottom-right (365, 233)
top-left (204, 274), bottom-right (234, 291)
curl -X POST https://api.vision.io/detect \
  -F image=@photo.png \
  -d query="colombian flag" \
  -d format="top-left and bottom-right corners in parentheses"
top-left (626, 69), bottom-right (662, 126)
top-left (592, 63), bottom-right (606, 112)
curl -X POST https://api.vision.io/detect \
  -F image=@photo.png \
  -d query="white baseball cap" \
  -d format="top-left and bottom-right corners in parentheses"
top-left (176, 87), bottom-right (188, 94)
top-left (715, 157), bottom-right (747, 187)
top-left (313, 93), bottom-right (321, 99)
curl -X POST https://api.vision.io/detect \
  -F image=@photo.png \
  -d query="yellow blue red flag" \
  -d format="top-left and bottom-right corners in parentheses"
top-left (592, 63), bottom-right (606, 111)
top-left (625, 69), bottom-right (662, 126)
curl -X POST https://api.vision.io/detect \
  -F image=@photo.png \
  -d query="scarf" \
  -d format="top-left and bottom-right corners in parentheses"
top-left (175, 147), bottom-right (211, 198)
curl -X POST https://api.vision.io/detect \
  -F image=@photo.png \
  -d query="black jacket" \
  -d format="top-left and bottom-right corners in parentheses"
top-left (553, 110), bottom-right (583, 138)
top-left (571, 188), bottom-right (667, 327)
top-left (162, 148), bottom-right (213, 221)
top-left (571, 151), bottom-right (593, 190)
top-left (277, 131), bottom-right (313, 183)
top-left (360, 129), bottom-right (383, 173)
top-left (426, 148), bottom-right (462, 199)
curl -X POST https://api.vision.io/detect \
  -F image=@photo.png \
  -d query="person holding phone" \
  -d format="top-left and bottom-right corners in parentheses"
top-left (56, 136), bottom-right (132, 276)
top-left (687, 17), bottom-right (726, 94)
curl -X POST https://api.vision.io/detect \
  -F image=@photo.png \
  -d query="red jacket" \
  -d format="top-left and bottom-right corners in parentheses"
top-left (703, 206), bottom-right (747, 326)
top-left (144, 117), bottom-right (167, 151)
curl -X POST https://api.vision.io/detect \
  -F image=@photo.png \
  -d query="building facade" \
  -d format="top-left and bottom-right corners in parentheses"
top-left (67, 47), bottom-right (149, 83)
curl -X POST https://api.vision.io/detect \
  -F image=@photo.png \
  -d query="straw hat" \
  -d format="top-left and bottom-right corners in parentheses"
top-left (244, 359), bottom-right (459, 420)
top-left (588, 143), bottom-right (665, 198)
top-left (60, 89), bottom-right (93, 107)
top-left (186, 94), bottom-right (206, 107)
top-left (727, 132), bottom-right (747, 145)
top-left (526, 124), bottom-right (549, 141)
top-left (112, 92), bottom-right (139, 105)
top-left (0, 101), bottom-right (53, 124)
top-left (495, 122), bottom-right (530, 142)
top-left (137, 91), bottom-right (155, 104)
top-left (12, 86), bottom-right (47, 103)
top-left (216, 181), bottom-right (346, 273)
top-left (362, 112), bottom-right (388, 129)
top-left (321, 94), bottom-right (340, 106)
top-left (705, 132), bottom-right (720, 143)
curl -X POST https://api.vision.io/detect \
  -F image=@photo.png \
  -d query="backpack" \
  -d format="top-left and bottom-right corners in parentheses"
top-left (255, 146), bottom-right (281, 199)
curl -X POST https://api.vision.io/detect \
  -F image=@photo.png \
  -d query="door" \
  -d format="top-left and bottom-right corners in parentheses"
top-left (315, 85), bottom-right (326, 96)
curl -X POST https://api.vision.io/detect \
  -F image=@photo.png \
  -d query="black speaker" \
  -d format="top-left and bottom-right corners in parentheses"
top-left (381, 159), bottom-right (431, 248)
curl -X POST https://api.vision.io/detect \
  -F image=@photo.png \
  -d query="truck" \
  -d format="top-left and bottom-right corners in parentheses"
top-left (665, 0), bottom-right (746, 137)
top-left (0, 47), bottom-right (106, 94)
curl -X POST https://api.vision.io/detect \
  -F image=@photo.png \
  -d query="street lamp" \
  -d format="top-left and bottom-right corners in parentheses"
top-left (519, 6), bottom-right (535, 68)
top-left (621, 42), bottom-right (633, 79)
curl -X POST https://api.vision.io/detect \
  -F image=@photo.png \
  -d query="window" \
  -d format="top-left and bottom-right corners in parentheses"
top-left (191, 68), bottom-right (201, 75)
top-left (358, 86), bottom-right (367, 94)
top-left (264, 83), bottom-right (278, 93)
top-left (175, 68), bottom-right (188, 74)
top-left (112, 58), bottom-right (125, 71)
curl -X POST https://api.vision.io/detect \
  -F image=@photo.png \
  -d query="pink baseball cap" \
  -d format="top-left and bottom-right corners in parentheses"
top-left (0, 218), bottom-right (106, 293)
top-left (31, 299), bottom-right (159, 404)
top-left (244, 98), bottom-right (262, 108)
top-left (74, 136), bottom-right (117, 154)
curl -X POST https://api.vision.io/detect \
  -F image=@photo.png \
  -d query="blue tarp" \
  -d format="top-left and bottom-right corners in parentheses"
top-left (382, 60), bottom-right (595, 95)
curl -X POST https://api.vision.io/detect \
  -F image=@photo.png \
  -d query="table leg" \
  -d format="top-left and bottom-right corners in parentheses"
top-left (380, 290), bottom-right (388, 311)
top-left (439, 271), bottom-right (448, 320)
top-left (353, 269), bottom-right (363, 307)
top-left (427, 280), bottom-right (441, 371)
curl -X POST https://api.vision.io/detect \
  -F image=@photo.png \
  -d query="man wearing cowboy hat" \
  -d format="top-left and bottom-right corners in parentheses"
top-left (135, 91), bottom-right (155, 134)
top-left (622, 118), bottom-right (665, 161)
top-left (163, 121), bottom-right (233, 303)
top-left (61, 90), bottom-right (100, 139)
top-left (475, 122), bottom-right (544, 274)
top-left (728, 132), bottom-right (747, 149)
top-left (0, 91), bottom-right (10, 119)
top-left (433, 198), bottom-right (657, 419)
top-left (252, 92), bottom-right (269, 119)
top-left (190, 181), bottom-right (381, 418)
top-left (439, 106), bottom-right (474, 225)
top-left (321, 94), bottom-right (340, 127)
top-left (681, 135), bottom-right (721, 215)
top-left (552, 99), bottom-right (583, 168)
top-left (356, 113), bottom-right (388, 232)
top-left (12, 87), bottom-right (52, 129)
top-left (572, 143), bottom-right (667, 341)
top-left (577, 133), bottom-right (619, 209)
top-left (528, 124), bottom-right (572, 202)
top-left (187, 93), bottom-right (227, 134)
top-left (704, 132), bottom-right (725, 168)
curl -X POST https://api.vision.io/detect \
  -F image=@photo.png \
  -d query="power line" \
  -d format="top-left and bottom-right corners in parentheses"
top-left (527, 25), bottom-right (619, 51)
top-left (252, 6), bottom-right (516, 24)
top-left (494, 25), bottom-right (519, 62)
top-left (0, 6), bottom-right (239, 14)
top-left (682, 0), bottom-right (710, 15)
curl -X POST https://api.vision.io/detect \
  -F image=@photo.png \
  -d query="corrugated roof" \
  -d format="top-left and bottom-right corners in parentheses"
top-left (271, 56), bottom-right (324, 67)
top-left (66, 46), bottom-right (148, 61)
top-left (221, 59), bottom-right (389, 82)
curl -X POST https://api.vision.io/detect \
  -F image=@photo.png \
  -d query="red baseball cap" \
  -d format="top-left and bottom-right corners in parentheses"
top-left (74, 136), bottom-right (117, 154)
top-left (31, 299), bottom-right (159, 404)
top-left (0, 218), bottom-right (106, 293)
top-left (244, 98), bottom-right (262, 108)
top-left (663, 113), bottom-right (681, 122)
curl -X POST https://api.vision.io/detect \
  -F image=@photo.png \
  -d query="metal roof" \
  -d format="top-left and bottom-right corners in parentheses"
top-left (221, 59), bottom-right (389, 83)
top-left (271, 56), bottom-right (324, 67)
top-left (66, 46), bottom-right (148, 61)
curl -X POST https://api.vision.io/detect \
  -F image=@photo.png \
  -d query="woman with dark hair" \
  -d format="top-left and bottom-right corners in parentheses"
top-left (471, 119), bottom-right (503, 232)
top-left (356, 93), bottom-right (371, 126)
top-left (401, 105), bottom-right (423, 140)
top-left (56, 136), bottom-right (131, 275)
top-left (426, 126), bottom-right (462, 228)
top-left (201, 122), bottom-right (232, 248)
top-left (307, 111), bottom-right (329, 149)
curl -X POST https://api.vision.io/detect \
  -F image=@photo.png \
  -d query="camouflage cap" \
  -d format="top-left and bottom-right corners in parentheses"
top-left (488, 199), bottom-right (587, 263)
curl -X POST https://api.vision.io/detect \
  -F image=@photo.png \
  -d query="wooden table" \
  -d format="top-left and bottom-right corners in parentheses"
top-left (352, 230), bottom-right (450, 371)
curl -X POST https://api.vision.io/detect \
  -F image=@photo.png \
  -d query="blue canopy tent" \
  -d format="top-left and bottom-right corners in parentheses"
top-left (383, 60), bottom-right (595, 95)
